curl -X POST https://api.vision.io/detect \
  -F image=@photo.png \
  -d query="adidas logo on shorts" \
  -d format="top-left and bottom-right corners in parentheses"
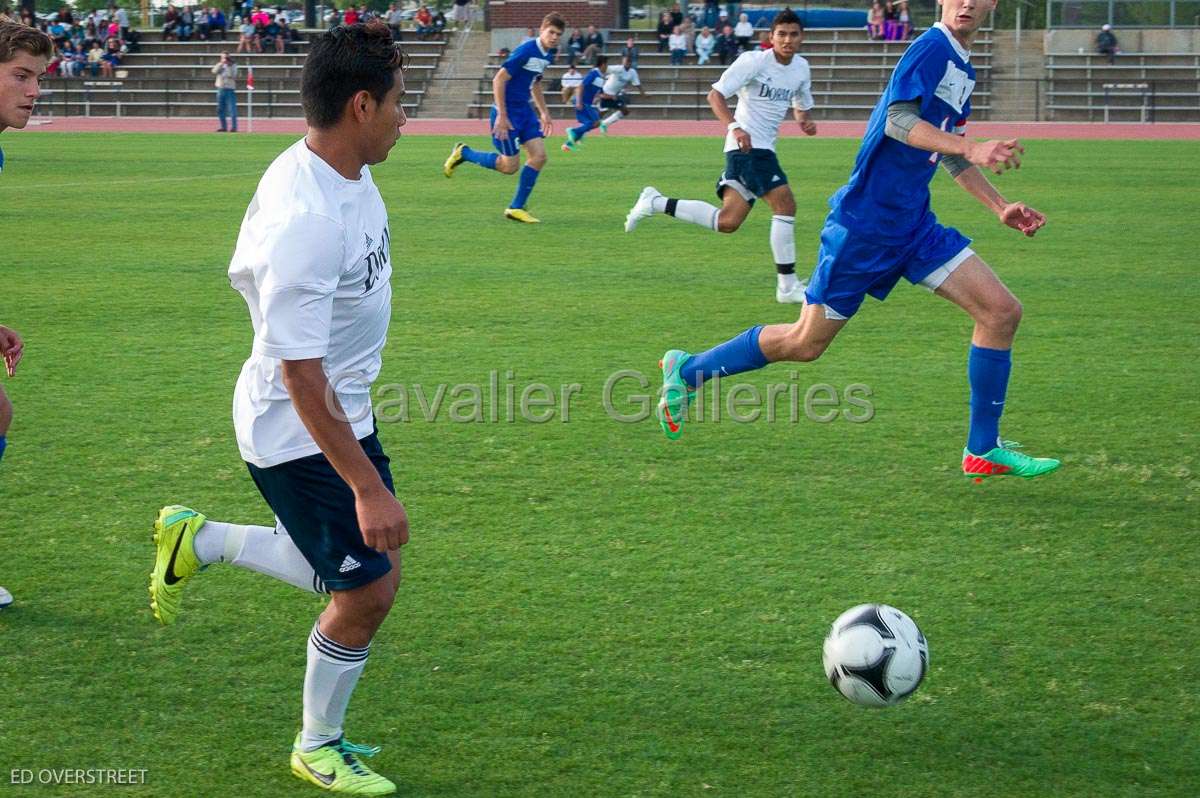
top-left (338, 555), bottom-right (361, 573)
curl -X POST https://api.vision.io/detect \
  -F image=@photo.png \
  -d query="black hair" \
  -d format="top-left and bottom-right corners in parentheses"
top-left (301, 21), bottom-right (405, 129)
top-left (595, 54), bottom-right (608, 69)
top-left (771, 8), bottom-right (804, 32)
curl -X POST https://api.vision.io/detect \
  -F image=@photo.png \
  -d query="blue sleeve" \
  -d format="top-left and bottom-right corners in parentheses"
top-left (887, 40), bottom-right (944, 111)
top-left (501, 45), bottom-right (529, 78)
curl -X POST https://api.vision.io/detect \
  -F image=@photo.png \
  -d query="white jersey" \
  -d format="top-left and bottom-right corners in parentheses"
top-left (712, 49), bottom-right (814, 153)
top-left (229, 138), bottom-right (393, 468)
top-left (603, 65), bottom-right (640, 96)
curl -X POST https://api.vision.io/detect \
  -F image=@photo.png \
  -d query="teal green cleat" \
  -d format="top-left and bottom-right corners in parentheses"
top-left (657, 349), bottom-right (694, 441)
top-left (962, 442), bottom-right (1061, 482)
top-left (291, 734), bottom-right (397, 795)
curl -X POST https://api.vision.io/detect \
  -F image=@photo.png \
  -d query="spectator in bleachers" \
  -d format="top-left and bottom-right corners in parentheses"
top-left (582, 25), bottom-right (604, 64)
top-left (758, 30), bottom-right (771, 49)
top-left (414, 5), bottom-right (435, 39)
top-left (343, 6), bottom-right (359, 26)
top-left (86, 39), bottom-right (104, 76)
top-left (883, 1), bottom-right (899, 40)
top-left (702, 0), bottom-right (720, 29)
top-left (669, 25), bottom-right (687, 65)
top-left (432, 9), bottom-right (446, 36)
top-left (868, 1), bottom-right (884, 40)
top-left (567, 28), bottom-right (584, 59)
top-left (260, 15), bottom-right (281, 51)
top-left (733, 13), bottom-right (753, 52)
top-left (179, 6), bottom-right (195, 41)
top-left (715, 23), bottom-right (738, 64)
top-left (620, 36), bottom-right (639, 67)
top-left (106, 19), bottom-right (121, 44)
top-left (669, 3), bottom-right (684, 27)
top-left (278, 17), bottom-right (299, 52)
top-left (560, 58), bottom-right (583, 103)
top-left (113, 5), bottom-right (130, 40)
top-left (18, 8), bottom-right (36, 29)
top-left (59, 39), bottom-right (86, 76)
top-left (519, 26), bottom-right (536, 44)
top-left (162, 5), bottom-right (180, 41)
top-left (100, 36), bottom-right (121, 75)
top-left (897, 0), bottom-right (911, 39)
top-left (237, 17), bottom-right (260, 52)
top-left (386, 4), bottom-right (405, 40)
top-left (680, 13), bottom-right (696, 52)
top-left (1097, 24), bottom-right (1119, 64)
top-left (212, 51), bottom-right (238, 132)
top-left (452, 0), bottom-right (473, 31)
top-left (657, 12), bottom-right (673, 52)
top-left (251, 6), bottom-right (271, 28)
top-left (695, 26), bottom-right (714, 64)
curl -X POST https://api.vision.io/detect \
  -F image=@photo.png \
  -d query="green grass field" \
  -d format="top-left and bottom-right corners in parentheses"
top-left (0, 132), bottom-right (1197, 798)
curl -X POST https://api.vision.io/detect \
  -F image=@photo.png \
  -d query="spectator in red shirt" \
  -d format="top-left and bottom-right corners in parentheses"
top-left (343, 6), bottom-right (360, 25)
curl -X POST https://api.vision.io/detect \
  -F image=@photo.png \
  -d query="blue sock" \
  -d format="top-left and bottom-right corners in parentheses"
top-left (510, 164), bottom-right (540, 210)
top-left (967, 344), bottom-right (1012, 455)
top-left (680, 326), bottom-right (769, 388)
top-left (461, 146), bottom-right (499, 170)
top-left (572, 121), bottom-right (594, 141)
top-left (0, 435), bottom-right (6, 463)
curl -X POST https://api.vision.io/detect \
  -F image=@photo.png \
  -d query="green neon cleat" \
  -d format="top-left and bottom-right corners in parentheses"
top-left (657, 349), bottom-right (694, 441)
top-left (962, 441), bottom-right (1061, 482)
top-left (290, 734), bottom-right (397, 795)
top-left (149, 505), bottom-right (207, 626)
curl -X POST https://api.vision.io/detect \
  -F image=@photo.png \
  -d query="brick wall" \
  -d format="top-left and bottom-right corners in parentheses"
top-left (485, 1), bottom-right (620, 32)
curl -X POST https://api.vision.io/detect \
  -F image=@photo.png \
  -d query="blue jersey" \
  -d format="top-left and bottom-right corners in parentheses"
top-left (500, 38), bottom-right (557, 113)
top-left (579, 68), bottom-right (606, 107)
top-left (829, 23), bottom-right (976, 243)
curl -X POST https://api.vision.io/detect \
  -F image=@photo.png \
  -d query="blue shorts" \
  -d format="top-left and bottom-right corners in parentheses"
top-left (805, 212), bottom-right (972, 319)
top-left (490, 105), bottom-right (543, 157)
top-left (245, 430), bottom-right (394, 591)
top-left (575, 106), bottom-right (600, 127)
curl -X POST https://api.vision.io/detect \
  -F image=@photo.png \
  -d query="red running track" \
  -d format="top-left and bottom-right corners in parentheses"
top-left (18, 116), bottom-right (1200, 139)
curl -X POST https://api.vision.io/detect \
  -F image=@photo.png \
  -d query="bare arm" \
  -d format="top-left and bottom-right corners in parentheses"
top-left (281, 358), bottom-right (408, 551)
top-left (904, 117), bottom-right (1024, 175)
top-left (792, 106), bottom-right (816, 136)
top-left (0, 325), bottom-right (23, 377)
top-left (707, 88), bottom-right (751, 152)
top-left (952, 166), bottom-right (1047, 236)
top-left (491, 67), bottom-right (513, 138)
top-left (531, 78), bottom-right (553, 135)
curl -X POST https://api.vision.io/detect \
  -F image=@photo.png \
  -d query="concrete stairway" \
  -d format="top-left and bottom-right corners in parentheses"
top-left (989, 30), bottom-right (1047, 120)
top-left (420, 28), bottom-right (492, 118)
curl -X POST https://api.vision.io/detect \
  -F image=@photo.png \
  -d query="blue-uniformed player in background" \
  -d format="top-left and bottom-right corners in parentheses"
top-left (562, 54), bottom-right (608, 152)
top-left (443, 13), bottom-right (565, 223)
top-left (651, 0), bottom-right (1060, 481)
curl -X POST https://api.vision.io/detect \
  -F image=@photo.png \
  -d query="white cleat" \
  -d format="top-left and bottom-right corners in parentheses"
top-left (776, 282), bottom-right (808, 304)
top-left (624, 186), bottom-right (662, 233)
top-left (0, 586), bottom-right (12, 608)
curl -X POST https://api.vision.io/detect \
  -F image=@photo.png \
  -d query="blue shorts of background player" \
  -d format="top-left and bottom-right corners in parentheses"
top-left (805, 212), bottom-right (973, 319)
top-left (489, 104), bottom-right (544, 157)
top-left (574, 105), bottom-right (600, 130)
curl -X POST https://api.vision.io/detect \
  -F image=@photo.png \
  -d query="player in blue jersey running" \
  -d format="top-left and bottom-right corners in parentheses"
top-left (653, 0), bottom-right (1060, 481)
top-left (443, 13), bottom-right (565, 223)
top-left (561, 54), bottom-right (607, 152)
top-left (0, 16), bottom-right (52, 610)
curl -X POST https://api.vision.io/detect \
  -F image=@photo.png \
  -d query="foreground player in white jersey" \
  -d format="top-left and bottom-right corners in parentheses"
top-left (148, 22), bottom-right (408, 796)
top-left (624, 8), bottom-right (817, 304)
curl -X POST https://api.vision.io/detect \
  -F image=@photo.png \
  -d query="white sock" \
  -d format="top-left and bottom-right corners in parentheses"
top-left (301, 622), bottom-right (370, 752)
top-left (771, 215), bottom-right (797, 289)
top-left (193, 519), bottom-right (328, 594)
top-left (602, 110), bottom-right (624, 127)
top-left (669, 199), bottom-right (720, 230)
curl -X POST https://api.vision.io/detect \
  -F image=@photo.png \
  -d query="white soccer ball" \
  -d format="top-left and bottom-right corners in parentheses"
top-left (822, 603), bottom-right (928, 707)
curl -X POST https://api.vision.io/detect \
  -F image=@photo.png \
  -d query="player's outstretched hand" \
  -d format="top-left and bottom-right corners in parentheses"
top-left (540, 111), bottom-right (554, 137)
top-left (734, 128), bottom-right (752, 153)
top-left (493, 116), bottom-right (513, 141)
top-left (0, 325), bottom-right (23, 378)
top-left (356, 487), bottom-right (409, 552)
top-left (999, 202), bottom-right (1046, 237)
top-left (968, 138), bottom-right (1023, 174)
top-left (800, 119), bottom-right (817, 136)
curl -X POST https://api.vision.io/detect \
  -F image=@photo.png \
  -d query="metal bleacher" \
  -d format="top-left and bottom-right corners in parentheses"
top-left (470, 28), bottom-right (994, 121)
top-left (40, 29), bottom-right (446, 119)
top-left (1046, 51), bottom-right (1200, 122)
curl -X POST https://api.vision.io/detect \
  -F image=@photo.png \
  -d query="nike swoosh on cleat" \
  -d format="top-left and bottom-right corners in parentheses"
top-left (298, 759), bottom-right (336, 786)
top-left (663, 406), bottom-right (680, 433)
top-left (163, 522), bottom-right (189, 586)
top-left (991, 400), bottom-right (1005, 405)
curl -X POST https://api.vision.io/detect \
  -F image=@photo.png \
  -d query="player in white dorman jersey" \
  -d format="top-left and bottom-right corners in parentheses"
top-left (624, 8), bottom-right (817, 304)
